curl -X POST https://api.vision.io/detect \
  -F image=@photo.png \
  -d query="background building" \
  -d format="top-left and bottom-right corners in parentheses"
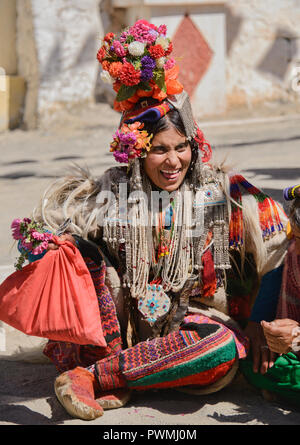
top-left (1, 0), bottom-right (300, 131)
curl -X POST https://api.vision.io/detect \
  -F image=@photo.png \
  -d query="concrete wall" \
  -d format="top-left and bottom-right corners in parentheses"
top-left (226, 0), bottom-right (300, 108)
top-left (0, 0), bottom-right (17, 75)
top-left (4, 0), bottom-right (300, 129)
top-left (107, 0), bottom-right (300, 112)
top-left (0, 0), bottom-right (26, 131)
top-left (17, 0), bottom-right (103, 129)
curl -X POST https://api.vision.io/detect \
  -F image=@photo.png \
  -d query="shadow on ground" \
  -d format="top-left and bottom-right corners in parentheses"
top-left (0, 361), bottom-right (299, 425)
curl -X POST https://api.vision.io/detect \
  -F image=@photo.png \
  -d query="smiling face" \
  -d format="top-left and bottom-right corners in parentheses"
top-left (143, 125), bottom-right (192, 192)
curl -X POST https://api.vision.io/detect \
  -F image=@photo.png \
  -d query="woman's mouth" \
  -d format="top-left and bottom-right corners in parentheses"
top-left (160, 169), bottom-right (181, 181)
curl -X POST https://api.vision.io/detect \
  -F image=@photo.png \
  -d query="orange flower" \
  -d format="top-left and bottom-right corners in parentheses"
top-left (101, 60), bottom-right (110, 71)
top-left (96, 46), bottom-right (107, 63)
top-left (152, 65), bottom-right (183, 100)
top-left (113, 64), bottom-right (183, 112)
top-left (109, 62), bottom-right (123, 78)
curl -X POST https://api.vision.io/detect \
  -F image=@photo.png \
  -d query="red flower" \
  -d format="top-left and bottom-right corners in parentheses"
top-left (165, 41), bottom-right (173, 56)
top-left (148, 44), bottom-right (165, 59)
top-left (97, 46), bottom-right (107, 63)
top-left (119, 61), bottom-right (141, 86)
top-left (104, 32), bottom-right (115, 43)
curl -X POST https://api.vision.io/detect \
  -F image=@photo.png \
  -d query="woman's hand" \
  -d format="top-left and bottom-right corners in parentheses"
top-left (244, 320), bottom-right (277, 374)
top-left (261, 318), bottom-right (300, 355)
top-left (47, 233), bottom-right (76, 250)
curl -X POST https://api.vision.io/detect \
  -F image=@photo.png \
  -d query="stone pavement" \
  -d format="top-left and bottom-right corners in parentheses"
top-left (0, 102), bottom-right (300, 426)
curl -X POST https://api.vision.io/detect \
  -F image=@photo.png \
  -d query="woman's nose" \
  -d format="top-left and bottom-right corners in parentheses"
top-left (165, 150), bottom-right (179, 166)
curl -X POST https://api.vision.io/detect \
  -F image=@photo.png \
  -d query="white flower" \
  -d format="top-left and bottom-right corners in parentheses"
top-left (128, 41), bottom-right (146, 57)
top-left (155, 36), bottom-right (169, 50)
top-left (100, 70), bottom-right (113, 85)
top-left (156, 57), bottom-right (166, 69)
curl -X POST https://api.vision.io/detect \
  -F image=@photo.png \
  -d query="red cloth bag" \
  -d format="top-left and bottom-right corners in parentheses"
top-left (0, 236), bottom-right (106, 347)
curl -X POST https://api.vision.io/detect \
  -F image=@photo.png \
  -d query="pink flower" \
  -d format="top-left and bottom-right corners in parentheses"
top-left (158, 24), bottom-right (167, 35)
top-left (12, 228), bottom-right (23, 240)
top-left (21, 239), bottom-right (33, 251)
top-left (112, 40), bottom-right (126, 58)
top-left (11, 219), bottom-right (23, 240)
top-left (32, 241), bottom-right (48, 255)
top-left (31, 231), bottom-right (45, 241)
top-left (165, 57), bottom-right (175, 70)
top-left (43, 232), bottom-right (53, 241)
top-left (129, 21), bottom-right (158, 44)
top-left (11, 218), bottom-right (21, 229)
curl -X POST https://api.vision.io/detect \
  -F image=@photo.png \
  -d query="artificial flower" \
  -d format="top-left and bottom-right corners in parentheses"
top-left (11, 217), bottom-right (53, 270)
top-left (165, 41), bottom-right (173, 56)
top-left (110, 121), bottom-right (152, 164)
top-left (109, 61), bottom-right (123, 78)
top-left (100, 70), bottom-right (114, 84)
top-left (96, 46), bottom-right (107, 63)
top-left (97, 20), bottom-right (180, 112)
top-left (101, 60), bottom-right (110, 71)
top-left (164, 57), bottom-right (175, 70)
top-left (148, 44), bottom-right (165, 59)
top-left (156, 57), bottom-right (166, 69)
top-left (158, 24), bottom-right (167, 35)
top-left (119, 61), bottom-right (141, 86)
top-left (112, 40), bottom-right (127, 58)
top-left (104, 32), bottom-right (115, 43)
top-left (155, 36), bottom-right (169, 50)
top-left (128, 41), bottom-right (146, 56)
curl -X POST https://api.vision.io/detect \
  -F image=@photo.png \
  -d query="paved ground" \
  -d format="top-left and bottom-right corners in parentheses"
top-left (0, 102), bottom-right (300, 426)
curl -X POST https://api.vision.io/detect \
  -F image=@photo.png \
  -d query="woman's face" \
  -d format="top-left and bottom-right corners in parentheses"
top-left (143, 125), bottom-right (192, 192)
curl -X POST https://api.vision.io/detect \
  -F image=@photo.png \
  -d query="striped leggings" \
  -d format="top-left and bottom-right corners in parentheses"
top-left (44, 258), bottom-right (248, 392)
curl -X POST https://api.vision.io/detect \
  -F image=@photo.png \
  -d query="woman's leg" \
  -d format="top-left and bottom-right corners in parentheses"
top-left (55, 317), bottom-right (238, 419)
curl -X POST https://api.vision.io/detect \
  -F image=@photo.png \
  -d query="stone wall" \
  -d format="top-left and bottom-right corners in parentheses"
top-left (0, 0), bottom-right (17, 75)
top-left (17, 0), bottom-right (103, 129)
top-left (226, 0), bottom-right (300, 108)
top-left (13, 0), bottom-right (300, 128)
top-left (106, 0), bottom-right (300, 113)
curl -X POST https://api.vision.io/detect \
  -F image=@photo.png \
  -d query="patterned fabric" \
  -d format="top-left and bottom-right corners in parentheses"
top-left (43, 257), bottom-right (123, 373)
top-left (276, 240), bottom-right (300, 322)
top-left (123, 101), bottom-right (173, 125)
top-left (184, 313), bottom-right (248, 359)
top-left (229, 174), bottom-right (284, 249)
top-left (93, 314), bottom-right (245, 392)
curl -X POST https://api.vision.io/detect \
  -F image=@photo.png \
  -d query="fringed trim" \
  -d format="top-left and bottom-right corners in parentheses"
top-left (229, 174), bottom-right (284, 249)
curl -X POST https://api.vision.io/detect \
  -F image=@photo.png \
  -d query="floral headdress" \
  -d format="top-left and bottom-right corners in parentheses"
top-left (97, 20), bottom-right (212, 164)
top-left (110, 121), bottom-right (152, 164)
top-left (97, 20), bottom-right (183, 113)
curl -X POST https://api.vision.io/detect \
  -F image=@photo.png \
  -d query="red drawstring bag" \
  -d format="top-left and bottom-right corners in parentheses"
top-left (0, 236), bottom-right (106, 347)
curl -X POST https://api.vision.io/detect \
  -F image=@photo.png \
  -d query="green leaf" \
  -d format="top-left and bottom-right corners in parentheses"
top-left (116, 84), bottom-right (138, 102)
top-left (138, 81), bottom-right (152, 92)
top-left (153, 69), bottom-right (166, 93)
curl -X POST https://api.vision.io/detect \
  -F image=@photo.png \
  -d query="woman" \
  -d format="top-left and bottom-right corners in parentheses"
top-left (30, 21), bottom-right (289, 420)
top-left (241, 185), bottom-right (300, 406)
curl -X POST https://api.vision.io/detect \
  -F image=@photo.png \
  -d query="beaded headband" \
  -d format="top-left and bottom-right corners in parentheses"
top-left (283, 184), bottom-right (300, 201)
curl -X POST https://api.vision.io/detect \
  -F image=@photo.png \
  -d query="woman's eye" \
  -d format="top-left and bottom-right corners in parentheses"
top-left (151, 146), bottom-right (165, 153)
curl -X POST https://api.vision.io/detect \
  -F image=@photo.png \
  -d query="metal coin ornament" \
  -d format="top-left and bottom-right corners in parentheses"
top-left (138, 284), bottom-right (171, 325)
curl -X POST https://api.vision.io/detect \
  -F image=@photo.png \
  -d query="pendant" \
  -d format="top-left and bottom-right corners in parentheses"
top-left (138, 284), bottom-right (171, 325)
